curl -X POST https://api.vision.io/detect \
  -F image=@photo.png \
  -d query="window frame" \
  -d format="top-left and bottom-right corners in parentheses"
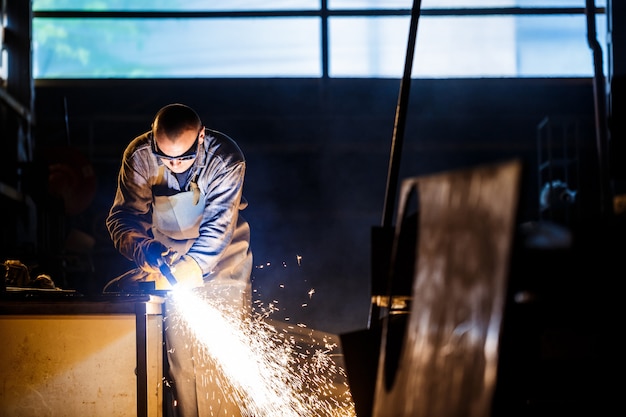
top-left (32, 3), bottom-right (607, 79)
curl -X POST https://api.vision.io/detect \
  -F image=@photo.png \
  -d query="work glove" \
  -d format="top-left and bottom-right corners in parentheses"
top-left (168, 255), bottom-right (204, 290)
top-left (135, 240), bottom-right (173, 272)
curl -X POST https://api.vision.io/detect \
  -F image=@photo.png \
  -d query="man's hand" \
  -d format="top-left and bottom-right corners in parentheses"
top-left (136, 240), bottom-right (170, 271)
top-left (170, 255), bottom-right (203, 289)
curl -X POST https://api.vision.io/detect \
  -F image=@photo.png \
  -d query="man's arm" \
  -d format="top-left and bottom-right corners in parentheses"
top-left (106, 145), bottom-right (155, 265)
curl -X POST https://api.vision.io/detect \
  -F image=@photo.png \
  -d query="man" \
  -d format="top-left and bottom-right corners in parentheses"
top-left (104, 103), bottom-right (252, 416)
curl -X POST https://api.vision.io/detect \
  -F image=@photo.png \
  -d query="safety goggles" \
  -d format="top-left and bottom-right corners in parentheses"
top-left (150, 129), bottom-right (201, 161)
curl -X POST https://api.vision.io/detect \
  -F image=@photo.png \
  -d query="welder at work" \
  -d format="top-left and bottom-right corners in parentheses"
top-left (103, 103), bottom-right (253, 417)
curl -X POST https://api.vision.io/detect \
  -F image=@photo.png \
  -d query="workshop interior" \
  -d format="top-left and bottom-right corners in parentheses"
top-left (1, 1), bottom-right (624, 416)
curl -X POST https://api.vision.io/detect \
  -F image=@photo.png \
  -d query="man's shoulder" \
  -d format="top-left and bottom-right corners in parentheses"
top-left (124, 131), bottom-right (152, 158)
top-left (204, 128), bottom-right (245, 163)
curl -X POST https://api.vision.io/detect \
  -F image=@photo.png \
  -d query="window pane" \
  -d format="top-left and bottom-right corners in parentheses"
top-left (33, 18), bottom-right (321, 78)
top-left (517, 14), bottom-right (607, 76)
top-left (329, 0), bottom-right (606, 9)
top-left (515, 0), bottom-right (605, 6)
top-left (33, 0), bottom-right (320, 11)
top-left (330, 17), bottom-right (410, 77)
top-left (329, 0), bottom-right (414, 9)
top-left (330, 14), bottom-right (607, 78)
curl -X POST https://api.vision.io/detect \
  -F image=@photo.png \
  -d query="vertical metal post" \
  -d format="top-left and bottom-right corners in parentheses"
top-left (585, 0), bottom-right (610, 215)
top-left (3, 0), bottom-right (34, 188)
top-left (381, 0), bottom-right (423, 228)
top-left (135, 302), bottom-right (148, 417)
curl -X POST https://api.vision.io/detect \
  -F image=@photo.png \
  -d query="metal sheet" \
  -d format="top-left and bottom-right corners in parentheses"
top-left (373, 159), bottom-right (521, 417)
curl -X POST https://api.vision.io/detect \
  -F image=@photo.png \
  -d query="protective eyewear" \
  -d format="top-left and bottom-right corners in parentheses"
top-left (151, 130), bottom-right (201, 161)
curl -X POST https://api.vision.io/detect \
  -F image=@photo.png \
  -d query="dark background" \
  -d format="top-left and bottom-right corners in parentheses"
top-left (18, 77), bottom-right (603, 335)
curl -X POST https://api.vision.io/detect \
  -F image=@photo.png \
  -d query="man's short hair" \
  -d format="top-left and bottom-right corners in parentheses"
top-left (153, 103), bottom-right (202, 138)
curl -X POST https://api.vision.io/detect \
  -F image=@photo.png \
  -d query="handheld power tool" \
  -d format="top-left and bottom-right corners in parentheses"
top-left (158, 260), bottom-right (179, 287)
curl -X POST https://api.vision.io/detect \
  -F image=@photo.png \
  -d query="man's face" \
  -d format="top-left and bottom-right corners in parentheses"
top-left (154, 127), bottom-right (204, 173)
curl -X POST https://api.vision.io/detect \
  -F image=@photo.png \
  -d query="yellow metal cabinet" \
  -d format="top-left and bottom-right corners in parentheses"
top-left (0, 295), bottom-right (164, 417)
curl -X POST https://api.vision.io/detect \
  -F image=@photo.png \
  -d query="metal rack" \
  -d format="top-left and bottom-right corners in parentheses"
top-left (536, 116), bottom-right (581, 226)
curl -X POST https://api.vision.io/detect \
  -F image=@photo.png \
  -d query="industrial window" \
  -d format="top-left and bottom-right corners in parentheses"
top-left (31, 0), bottom-right (607, 79)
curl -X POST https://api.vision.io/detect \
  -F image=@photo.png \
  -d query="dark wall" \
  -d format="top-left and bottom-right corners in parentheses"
top-left (28, 77), bottom-right (599, 334)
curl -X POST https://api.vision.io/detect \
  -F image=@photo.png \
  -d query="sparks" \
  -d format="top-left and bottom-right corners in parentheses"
top-left (168, 288), bottom-right (355, 417)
